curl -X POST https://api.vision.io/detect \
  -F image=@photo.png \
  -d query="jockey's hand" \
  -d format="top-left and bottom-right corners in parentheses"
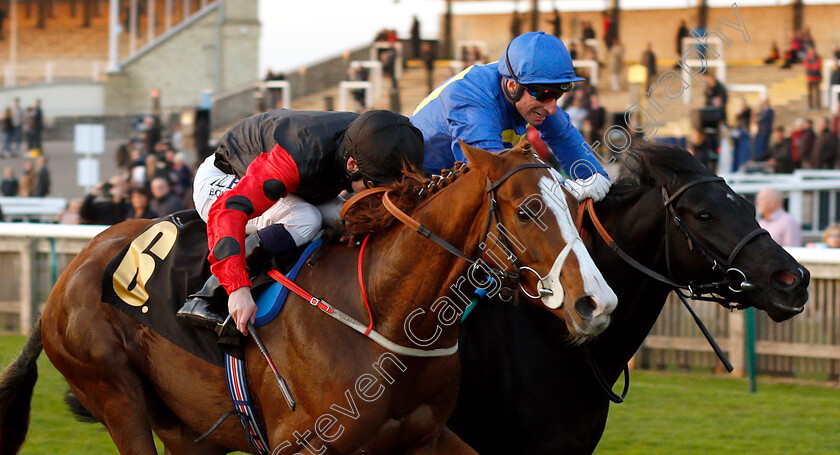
top-left (564, 173), bottom-right (612, 202)
top-left (229, 287), bottom-right (257, 335)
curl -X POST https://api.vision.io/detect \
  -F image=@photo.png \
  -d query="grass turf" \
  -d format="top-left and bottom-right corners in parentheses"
top-left (0, 334), bottom-right (837, 454)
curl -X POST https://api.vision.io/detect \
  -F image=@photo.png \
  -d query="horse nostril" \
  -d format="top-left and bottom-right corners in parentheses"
top-left (773, 270), bottom-right (798, 288)
top-left (574, 296), bottom-right (597, 320)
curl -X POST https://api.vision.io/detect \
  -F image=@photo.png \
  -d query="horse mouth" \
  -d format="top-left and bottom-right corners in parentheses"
top-left (566, 299), bottom-right (612, 342)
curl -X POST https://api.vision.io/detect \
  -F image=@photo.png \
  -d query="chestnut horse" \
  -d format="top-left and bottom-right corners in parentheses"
top-left (449, 143), bottom-right (810, 454)
top-left (0, 143), bottom-right (617, 454)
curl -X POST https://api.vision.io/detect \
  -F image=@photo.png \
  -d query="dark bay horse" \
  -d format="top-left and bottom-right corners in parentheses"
top-left (449, 143), bottom-right (810, 454)
top-left (0, 143), bottom-right (617, 454)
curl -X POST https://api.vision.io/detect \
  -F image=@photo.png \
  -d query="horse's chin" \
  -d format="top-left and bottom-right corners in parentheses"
top-left (565, 313), bottom-right (611, 344)
top-left (732, 287), bottom-right (808, 322)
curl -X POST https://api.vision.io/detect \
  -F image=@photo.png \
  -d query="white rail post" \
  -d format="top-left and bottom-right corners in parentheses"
top-left (107, 0), bottom-right (120, 73)
top-left (728, 310), bottom-right (745, 377)
top-left (45, 60), bottom-right (53, 83)
top-left (19, 239), bottom-right (36, 335)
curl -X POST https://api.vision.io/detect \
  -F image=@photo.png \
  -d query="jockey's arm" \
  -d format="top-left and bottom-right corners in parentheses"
top-left (536, 109), bottom-right (608, 180)
top-left (206, 144), bottom-right (300, 295)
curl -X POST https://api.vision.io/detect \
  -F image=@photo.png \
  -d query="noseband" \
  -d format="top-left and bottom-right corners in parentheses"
top-left (661, 176), bottom-right (769, 307)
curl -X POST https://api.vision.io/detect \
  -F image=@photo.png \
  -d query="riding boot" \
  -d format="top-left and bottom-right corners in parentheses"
top-left (177, 233), bottom-right (274, 330)
top-left (177, 225), bottom-right (298, 331)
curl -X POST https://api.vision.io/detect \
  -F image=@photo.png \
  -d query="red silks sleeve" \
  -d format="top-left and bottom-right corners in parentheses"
top-left (206, 144), bottom-right (300, 294)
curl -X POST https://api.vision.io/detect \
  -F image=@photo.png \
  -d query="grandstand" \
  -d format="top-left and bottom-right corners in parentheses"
top-left (0, 0), bottom-right (259, 116)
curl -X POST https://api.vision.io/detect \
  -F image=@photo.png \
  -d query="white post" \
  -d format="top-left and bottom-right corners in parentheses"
top-left (182, 0), bottom-right (189, 19)
top-left (107, 0), bottom-right (120, 72)
top-left (45, 60), bottom-right (53, 83)
top-left (788, 190), bottom-right (804, 228)
top-left (201, 0), bottom-right (207, 8)
top-left (147, 0), bottom-right (155, 43)
top-left (165, 0), bottom-right (172, 30)
top-left (9, 0), bottom-right (18, 87)
top-left (129, 0), bottom-right (138, 54)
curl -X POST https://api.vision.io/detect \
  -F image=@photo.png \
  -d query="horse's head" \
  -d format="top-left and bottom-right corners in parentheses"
top-left (460, 140), bottom-right (618, 339)
top-left (623, 144), bottom-right (809, 321)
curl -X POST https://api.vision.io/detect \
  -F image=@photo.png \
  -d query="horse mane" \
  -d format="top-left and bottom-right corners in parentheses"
top-left (609, 142), bottom-right (711, 201)
top-left (341, 163), bottom-right (471, 242)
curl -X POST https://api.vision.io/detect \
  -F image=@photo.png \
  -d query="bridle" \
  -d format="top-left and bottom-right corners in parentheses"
top-left (577, 176), bottom-right (769, 309)
top-left (384, 161), bottom-right (557, 302)
top-left (662, 176), bottom-right (769, 306)
top-left (342, 158), bottom-right (567, 304)
top-left (575, 175), bottom-right (770, 403)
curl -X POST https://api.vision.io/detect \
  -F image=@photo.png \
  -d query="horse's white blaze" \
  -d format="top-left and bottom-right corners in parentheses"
top-left (538, 176), bottom-right (618, 319)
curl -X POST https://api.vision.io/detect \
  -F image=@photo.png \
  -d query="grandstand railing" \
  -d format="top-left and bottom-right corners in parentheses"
top-left (2, 58), bottom-right (107, 87)
top-left (0, 222), bottom-right (837, 381)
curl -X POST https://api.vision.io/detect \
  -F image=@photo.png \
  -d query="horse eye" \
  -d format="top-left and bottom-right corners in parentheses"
top-left (517, 209), bottom-right (531, 222)
top-left (697, 212), bottom-right (712, 222)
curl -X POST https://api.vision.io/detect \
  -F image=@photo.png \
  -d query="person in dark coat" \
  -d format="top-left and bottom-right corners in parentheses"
top-left (796, 119), bottom-right (817, 169)
top-left (410, 16), bottom-right (421, 59)
top-left (548, 8), bottom-right (562, 38)
top-left (754, 100), bottom-right (775, 160)
top-left (676, 19), bottom-right (689, 55)
top-left (510, 11), bottom-right (522, 40)
top-left (149, 177), bottom-right (185, 217)
top-left (586, 94), bottom-right (607, 145)
top-left (641, 42), bottom-right (657, 88)
top-left (812, 118), bottom-right (839, 169)
top-left (703, 73), bottom-right (728, 114)
top-left (755, 126), bottom-right (795, 174)
top-left (34, 156), bottom-right (50, 197)
top-left (420, 41), bottom-right (437, 93)
top-left (80, 182), bottom-right (127, 225)
top-left (1, 166), bottom-right (18, 196)
top-left (125, 186), bottom-right (158, 220)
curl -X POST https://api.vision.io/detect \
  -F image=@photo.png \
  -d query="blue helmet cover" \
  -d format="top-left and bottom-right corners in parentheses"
top-left (498, 31), bottom-right (586, 85)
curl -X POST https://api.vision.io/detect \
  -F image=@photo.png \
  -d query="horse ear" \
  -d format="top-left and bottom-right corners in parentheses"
top-left (459, 139), bottom-right (499, 172)
top-left (514, 135), bottom-right (532, 155)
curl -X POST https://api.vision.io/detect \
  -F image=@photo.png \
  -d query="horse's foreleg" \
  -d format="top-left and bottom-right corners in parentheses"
top-left (404, 427), bottom-right (479, 455)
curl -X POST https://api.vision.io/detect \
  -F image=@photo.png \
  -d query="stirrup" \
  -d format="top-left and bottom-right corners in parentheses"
top-left (215, 315), bottom-right (241, 338)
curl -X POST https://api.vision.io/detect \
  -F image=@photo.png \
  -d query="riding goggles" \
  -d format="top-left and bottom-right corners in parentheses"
top-left (524, 83), bottom-right (574, 102)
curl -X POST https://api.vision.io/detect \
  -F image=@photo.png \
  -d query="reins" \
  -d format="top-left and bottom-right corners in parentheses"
top-left (574, 176), bottom-right (769, 402)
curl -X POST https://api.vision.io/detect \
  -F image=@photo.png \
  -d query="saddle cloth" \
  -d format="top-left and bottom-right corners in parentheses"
top-left (101, 210), bottom-right (319, 367)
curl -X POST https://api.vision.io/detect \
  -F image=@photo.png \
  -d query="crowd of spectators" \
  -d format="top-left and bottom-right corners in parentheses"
top-left (0, 98), bottom-right (43, 158)
top-left (70, 114), bottom-right (192, 225)
top-left (1, 155), bottom-right (50, 197)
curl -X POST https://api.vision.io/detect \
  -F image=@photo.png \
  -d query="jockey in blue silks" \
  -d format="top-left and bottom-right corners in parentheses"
top-left (411, 31), bottom-right (611, 202)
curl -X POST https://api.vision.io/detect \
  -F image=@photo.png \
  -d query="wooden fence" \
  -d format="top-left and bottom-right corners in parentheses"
top-left (0, 223), bottom-right (838, 380)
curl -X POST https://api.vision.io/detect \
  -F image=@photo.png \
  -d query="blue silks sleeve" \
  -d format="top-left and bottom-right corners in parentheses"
top-left (537, 109), bottom-right (608, 180)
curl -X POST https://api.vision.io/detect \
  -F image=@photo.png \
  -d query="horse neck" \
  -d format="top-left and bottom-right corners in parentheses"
top-left (587, 184), bottom-right (674, 374)
top-left (365, 172), bottom-right (490, 348)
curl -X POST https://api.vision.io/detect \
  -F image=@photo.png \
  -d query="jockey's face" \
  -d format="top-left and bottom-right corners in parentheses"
top-left (507, 80), bottom-right (558, 126)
